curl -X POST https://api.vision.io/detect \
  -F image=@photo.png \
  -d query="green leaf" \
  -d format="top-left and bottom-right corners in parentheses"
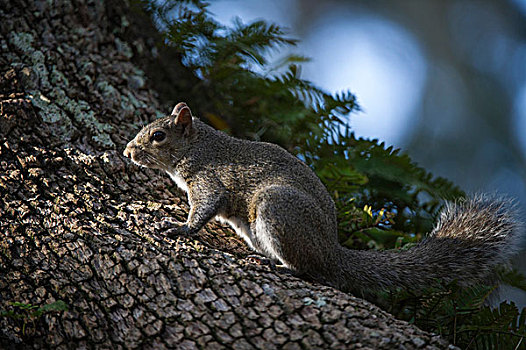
top-left (497, 267), bottom-right (526, 293)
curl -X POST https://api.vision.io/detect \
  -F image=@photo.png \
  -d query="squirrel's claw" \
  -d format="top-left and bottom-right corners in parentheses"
top-left (155, 218), bottom-right (196, 237)
top-left (155, 217), bottom-right (180, 230)
top-left (246, 254), bottom-right (277, 269)
top-left (164, 224), bottom-right (190, 237)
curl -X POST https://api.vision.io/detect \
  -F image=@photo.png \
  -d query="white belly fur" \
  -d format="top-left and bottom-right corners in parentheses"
top-left (215, 214), bottom-right (256, 250)
top-left (167, 169), bottom-right (189, 193)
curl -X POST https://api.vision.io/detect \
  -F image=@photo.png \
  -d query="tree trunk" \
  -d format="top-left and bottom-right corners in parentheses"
top-left (0, 0), bottom-right (451, 348)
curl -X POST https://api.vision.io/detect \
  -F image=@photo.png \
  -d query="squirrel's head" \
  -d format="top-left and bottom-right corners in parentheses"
top-left (123, 102), bottom-right (196, 171)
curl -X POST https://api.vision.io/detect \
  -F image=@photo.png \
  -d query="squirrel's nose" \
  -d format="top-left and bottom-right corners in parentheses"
top-left (123, 142), bottom-right (133, 158)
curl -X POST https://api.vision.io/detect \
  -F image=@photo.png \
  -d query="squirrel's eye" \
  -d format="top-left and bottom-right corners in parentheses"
top-left (150, 131), bottom-right (166, 143)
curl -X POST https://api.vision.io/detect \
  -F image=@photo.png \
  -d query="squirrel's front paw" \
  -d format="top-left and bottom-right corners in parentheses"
top-left (155, 217), bottom-right (180, 231)
top-left (163, 224), bottom-right (197, 237)
top-left (155, 218), bottom-right (196, 237)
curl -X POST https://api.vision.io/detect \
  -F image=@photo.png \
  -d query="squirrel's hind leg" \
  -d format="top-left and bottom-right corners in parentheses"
top-left (250, 185), bottom-right (342, 286)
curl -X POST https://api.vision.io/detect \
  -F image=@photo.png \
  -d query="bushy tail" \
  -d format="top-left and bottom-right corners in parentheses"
top-left (337, 196), bottom-right (524, 294)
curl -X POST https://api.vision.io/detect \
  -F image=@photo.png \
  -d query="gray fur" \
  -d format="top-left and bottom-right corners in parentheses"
top-left (124, 104), bottom-right (524, 294)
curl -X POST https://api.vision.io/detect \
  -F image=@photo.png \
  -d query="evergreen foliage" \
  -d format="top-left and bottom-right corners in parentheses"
top-left (140, 1), bottom-right (526, 347)
top-left (384, 275), bottom-right (526, 349)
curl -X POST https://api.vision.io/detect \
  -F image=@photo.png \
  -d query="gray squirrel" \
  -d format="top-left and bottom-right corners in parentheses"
top-left (123, 102), bottom-right (523, 295)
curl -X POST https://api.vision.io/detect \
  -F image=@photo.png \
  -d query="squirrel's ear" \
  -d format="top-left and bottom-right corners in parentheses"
top-left (171, 102), bottom-right (188, 116)
top-left (173, 105), bottom-right (193, 137)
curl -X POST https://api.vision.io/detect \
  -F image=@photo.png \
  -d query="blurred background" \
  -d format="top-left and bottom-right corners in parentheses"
top-left (209, 0), bottom-right (526, 306)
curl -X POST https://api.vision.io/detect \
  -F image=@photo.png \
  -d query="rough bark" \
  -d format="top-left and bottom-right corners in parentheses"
top-left (0, 0), bottom-right (451, 349)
